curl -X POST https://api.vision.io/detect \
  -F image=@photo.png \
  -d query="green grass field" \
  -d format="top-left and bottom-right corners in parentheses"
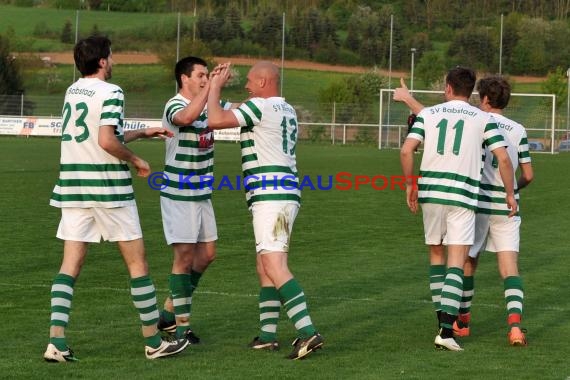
top-left (0, 5), bottom-right (180, 51)
top-left (23, 63), bottom-right (356, 119)
top-left (0, 137), bottom-right (569, 379)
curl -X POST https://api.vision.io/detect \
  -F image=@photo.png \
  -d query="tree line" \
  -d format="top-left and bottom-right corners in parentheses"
top-left (2, 0), bottom-right (570, 115)
top-left (2, 0), bottom-right (569, 76)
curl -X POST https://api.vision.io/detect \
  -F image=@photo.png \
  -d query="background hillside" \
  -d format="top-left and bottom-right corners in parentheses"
top-left (1, 0), bottom-right (570, 76)
top-left (1, 0), bottom-right (569, 137)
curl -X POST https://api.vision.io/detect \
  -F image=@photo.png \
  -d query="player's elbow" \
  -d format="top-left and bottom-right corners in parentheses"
top-left (209, 115), bottom-right (234, 129)
top-left (400, 148), bottom-right (412, 159)
top-left (400, 140), bottom-right (417, 157)
top-left (522, 171), bottom-right (534, 185)
top-left (98, 133), bottom-right (119, 154)
top-left (98, 136), bottom-right (112, 152)
top-left (208, 119), bottom-right (224, 129)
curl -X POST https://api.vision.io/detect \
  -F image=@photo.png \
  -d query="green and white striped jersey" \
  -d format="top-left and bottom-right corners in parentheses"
top-left (478, 112), bottom-right (531, 215)
top-left (408, 100), bottom-right (507, 210)
top-left (231, 97), bottom-right (300, 208)
top-left (50, 78), bottom-right (134, 208)
top-left (160, 94), bottom-right (231, 201)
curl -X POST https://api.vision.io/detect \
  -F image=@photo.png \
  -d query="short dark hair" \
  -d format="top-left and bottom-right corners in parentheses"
top-left (175, 56), bottom-right (208, 89)
top-left (476, 76), bottom-right (511, 109)
top-left (74, 35), bottom-right (112, 76)
top-left (445, 66), bottom-right (476, 98)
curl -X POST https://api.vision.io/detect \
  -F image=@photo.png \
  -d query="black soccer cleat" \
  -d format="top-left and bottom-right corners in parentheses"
top-left (145, 338), bottom-right (189, 359)
top-left (248, 336), bottom-right (279, 351)
top-left (287, 332), bottom-right (324, 360)
top-left (183, 329), bottom-right (201, 345)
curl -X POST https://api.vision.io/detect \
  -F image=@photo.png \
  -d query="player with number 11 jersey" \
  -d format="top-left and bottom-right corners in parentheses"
top-left (408, 100), bottom-right (507, 210)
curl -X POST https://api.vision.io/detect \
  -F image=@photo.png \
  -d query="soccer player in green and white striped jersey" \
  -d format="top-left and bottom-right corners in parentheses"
top-left (207, 61), bottom-right (323, 360)
top-left (395, 76), bottom-right (534, 346)
top-left (399, 67), bottom-right (518, 351)
top-left (44, 36), bottom-right (188, 362)
top-left (454, 76), bottom-right (533, 346)
top-left (156, 57), bottom-right (232, 343)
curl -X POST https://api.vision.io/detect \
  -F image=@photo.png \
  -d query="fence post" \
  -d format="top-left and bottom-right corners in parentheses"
top-left (21, 93), bottom-right (24, 116)
top-left (343, 124), bottom-right (346, 145)
top-left (332, 102), bottom-right (336, 145)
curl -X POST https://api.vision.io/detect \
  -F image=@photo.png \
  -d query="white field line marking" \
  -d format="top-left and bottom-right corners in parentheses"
top-left (1, 282), bottom-right (566, 311)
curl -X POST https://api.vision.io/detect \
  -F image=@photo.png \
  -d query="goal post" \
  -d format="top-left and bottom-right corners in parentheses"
top-left (379, 89), bottom-right (558, 153)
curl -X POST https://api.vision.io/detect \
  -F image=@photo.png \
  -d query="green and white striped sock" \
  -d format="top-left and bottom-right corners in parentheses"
top-left (429, 264), bottom-right (446, 312)
top-left (440, 267), bottom-right (464, 328)
top-left (130, 276), bottom-right (161, 348)
top-left (279, 278), bottom-right (316, 339)
top-left (169, 274), bottom-right (193, 338)
top-left (258, 287), bottom-right (281, 342)
top-left (459, 275), bottom-right (474, 313)
top-left (504, 276), bottom-right (524, 327)
top-left (49, 273), bottom-right (75, 351)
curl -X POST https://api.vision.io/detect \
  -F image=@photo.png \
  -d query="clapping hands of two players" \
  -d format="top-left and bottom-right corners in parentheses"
top-left (209, 62), bottom-right (232, 88)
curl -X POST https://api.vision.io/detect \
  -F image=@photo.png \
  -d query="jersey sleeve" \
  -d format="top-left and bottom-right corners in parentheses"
top-left (164, 98), bottom-right (187, 125)
top-left (221, 100), bottom-right (233, 110)
top-left (483, 115), bottom-right (507, 151)
top-left (231, 98), bottom-right (264, 128)
top-left (407, 110), bottom-right (426, 142)
top-left (100, 86), bottom-right (124, 128)
top-left (518, 129), bottom-right (532, 164)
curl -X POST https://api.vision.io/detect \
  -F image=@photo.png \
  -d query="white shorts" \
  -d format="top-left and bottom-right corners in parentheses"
top-left (252, 203), bottom-right (298, 254)
top-left (160, 197), bottom-right (217, 245)
top-left (56, 205), bottom-right (143, 243)
top-left (421, 203), bottom-right (475, 245)
top-left (469, 213), bottom-right (521, 258)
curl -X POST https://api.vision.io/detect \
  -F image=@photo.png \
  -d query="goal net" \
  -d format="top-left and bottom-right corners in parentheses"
top-left (379, 89), bottom-right (560, 153)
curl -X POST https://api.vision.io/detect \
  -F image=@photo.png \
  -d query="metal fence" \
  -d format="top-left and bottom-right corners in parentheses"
top-left (2, 92), bottom-right (569, 151)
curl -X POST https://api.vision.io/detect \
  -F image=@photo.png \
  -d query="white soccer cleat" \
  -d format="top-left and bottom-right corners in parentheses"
top-left (43, 343), bottom-right (79, 362)
top-left (434, 334), bottom-right (463, 351)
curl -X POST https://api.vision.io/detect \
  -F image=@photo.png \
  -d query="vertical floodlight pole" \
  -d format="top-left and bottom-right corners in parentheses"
top-left (281, 12), bottom-right (285, 97)
top-left (193, 0), bottom-right (197, 42)
top-left (73, 10), bottom-right (79, 82)
top-left (176, 12), bottom-right (181, 63)
top-left (566, 67), bottom-right (570, 137)
top-left (379, 14), bottom-right (393, 150)
top-left (175, 12), bottom-right (181, 94)
top-left (410, 48), bottom-right (416, 94)
top-left (499, 14), bottom-right (504, 75)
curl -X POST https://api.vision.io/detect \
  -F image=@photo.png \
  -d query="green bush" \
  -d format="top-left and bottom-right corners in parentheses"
top-left (33, 21), bottom-right (57, 38)
top-left (336, 48), bottom-right (360, 66)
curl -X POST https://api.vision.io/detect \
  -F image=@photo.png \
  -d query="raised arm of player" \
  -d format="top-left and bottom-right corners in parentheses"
top-left (393, 78), bottom-right (425, 115)
top-left (207, 64), bottom-right (240, 129)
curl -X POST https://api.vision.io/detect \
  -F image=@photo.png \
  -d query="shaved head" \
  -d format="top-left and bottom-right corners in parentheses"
top-left (251, 61), bottom-right (280, 81)
top-left (246, 61), bottom-right (280, 98)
